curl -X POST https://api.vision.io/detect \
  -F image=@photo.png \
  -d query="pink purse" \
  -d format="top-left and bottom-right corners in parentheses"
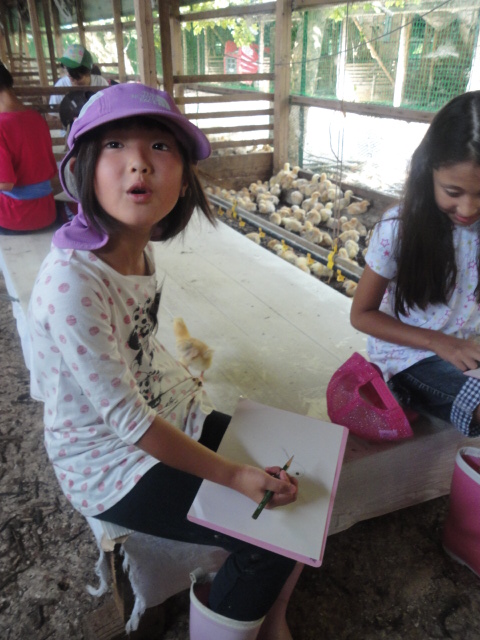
top-left (326, 352), bottom-right (414, 442)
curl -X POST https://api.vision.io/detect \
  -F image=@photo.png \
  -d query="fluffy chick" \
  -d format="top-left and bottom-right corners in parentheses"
top-left (346, 199), bottom-right (370, 216)
top-left (173, 317), bottom-right (213, 378)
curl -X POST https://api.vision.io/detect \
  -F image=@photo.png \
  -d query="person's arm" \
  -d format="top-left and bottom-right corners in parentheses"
top-left (351, 264), bottom-right (480, 371)
top-left (137, 414), bottom-right (298, 508)
top-left (0, 182), bottom-right (14, 190)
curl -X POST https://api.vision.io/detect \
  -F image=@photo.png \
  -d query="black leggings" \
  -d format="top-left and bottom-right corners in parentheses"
top-left (96, 411), bottom-right (296, 620)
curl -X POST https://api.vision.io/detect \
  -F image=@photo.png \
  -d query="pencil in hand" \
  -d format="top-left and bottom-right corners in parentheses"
top-left (252, 455), bottom-right (294, 520)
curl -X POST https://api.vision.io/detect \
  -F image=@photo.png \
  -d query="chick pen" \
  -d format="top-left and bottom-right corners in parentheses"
top-left (3, 0), bottom-right (479, 298)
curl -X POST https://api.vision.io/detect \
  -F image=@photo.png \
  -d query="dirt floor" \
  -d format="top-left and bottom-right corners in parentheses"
top-left (1, 273), bottom-right (480, 640)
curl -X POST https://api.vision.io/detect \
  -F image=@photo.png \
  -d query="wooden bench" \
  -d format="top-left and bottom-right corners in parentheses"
top-left (1, 215), bottom-right (478, 637)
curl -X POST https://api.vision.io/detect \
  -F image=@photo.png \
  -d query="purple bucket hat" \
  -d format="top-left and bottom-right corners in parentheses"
top-left (54, 83), bottom-right (211, 250)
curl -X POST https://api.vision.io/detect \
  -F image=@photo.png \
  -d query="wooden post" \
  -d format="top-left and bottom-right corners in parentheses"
top-left (0, 4), bottom-right (14, 71)
top-left (170, 0), bottom-right (184, 102)
top-left (158, 0), bottom-right (174, 94)
top-left (134, 0), bottom-right (157, 87)
top-left (17, 16), bottom-right (25, 65)
top-left (51, 0), bottom-right (63, 62)
top-left (393, 15), bottom-right (410, 108)
top-left (336, 18), bottom-right (347, 100)
top-left (0, 25), bottom-right (7, 64)
top-left (111, 0), bottom-right (127, 83)
top-left (75, 0), bottom-right (87, 48)
top-left (273, 0), bottom-right (292, 173)
top-left (26, 0), bottom-right (49, 86)
top-left (467, 14), bottom-right (480, 91)
top-left (41, 0), bottom-right (58, 82)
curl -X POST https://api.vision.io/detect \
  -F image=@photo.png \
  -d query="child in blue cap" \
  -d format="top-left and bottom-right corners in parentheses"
top-left (28, 83), bottom-right (300, 639)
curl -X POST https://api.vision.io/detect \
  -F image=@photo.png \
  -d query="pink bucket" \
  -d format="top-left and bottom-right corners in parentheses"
top-left (326, 352), bottom-right (414, 442)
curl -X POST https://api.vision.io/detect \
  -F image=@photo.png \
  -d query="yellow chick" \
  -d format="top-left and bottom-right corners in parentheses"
top-left (283, 217), bottom-right (303, 233)
top-left (346, 199), bottom-right (370, 216)
top-left (173, 317), bottom-right (213, 378)
top-left (339, 229), bottom-right (361, 244)
top-left (310, 262), bottom-right (334, 279)
top-left (246, 232), bottom-right (262, 244)
top-left (269, 212), bottom-right (282, 225)
top-left (295, 256), bottom-right (311, 273)
top-left (342, 279), bottom-right (358, 297)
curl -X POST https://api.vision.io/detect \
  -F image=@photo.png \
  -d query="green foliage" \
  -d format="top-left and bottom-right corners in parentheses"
top-left (182, 1), bottom-right (260, 46)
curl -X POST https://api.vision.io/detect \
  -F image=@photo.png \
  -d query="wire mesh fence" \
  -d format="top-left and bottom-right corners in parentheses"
top-left (9, 0), bottom-right (480, 192)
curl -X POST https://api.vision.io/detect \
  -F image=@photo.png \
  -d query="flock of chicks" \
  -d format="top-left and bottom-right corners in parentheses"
top-left (205, 163), bottom-right (373, 297)
top-left (172, 168), bottom-right (373, 376)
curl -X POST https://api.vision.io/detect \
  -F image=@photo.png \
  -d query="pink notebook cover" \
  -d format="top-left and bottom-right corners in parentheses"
top-left (187, 398), bottom-right (348, 567)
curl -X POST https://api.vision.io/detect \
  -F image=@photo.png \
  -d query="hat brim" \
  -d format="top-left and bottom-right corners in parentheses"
top-left (59, 57), bottom-right (82, 69)
top-left (60, 148), bottom-right (80, 201)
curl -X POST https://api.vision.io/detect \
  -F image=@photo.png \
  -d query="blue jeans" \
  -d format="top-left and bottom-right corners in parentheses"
top-left (388, 355), bottom-right (480, 437)
top-left (96, 411), bottom-right (296, 621)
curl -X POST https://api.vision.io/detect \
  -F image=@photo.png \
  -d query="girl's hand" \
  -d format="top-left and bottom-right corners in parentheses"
top-left (230, 464), bottom-right (298, 509)
top-left (431, 332), bottom-right (480, 372)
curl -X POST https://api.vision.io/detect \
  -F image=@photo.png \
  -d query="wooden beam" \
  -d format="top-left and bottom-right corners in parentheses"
top-left (174, 73), bottom-right (274, 84)
top-left (209, 138), bottom-right (272, 149)
top-left (111, 0), bottom-right (127, 83)
top-left (42, 0), bottom-right (58, 83)
top-left (177, 93), bottom-right (274, 104)
top-left (26, 0), bottom-right (49, 86)
top-left (293, 0), bottom-right (342, 8)
top-left (158, 0), bottom-right (174, 95)
top-left (134, 0), bottom-right (157, 87)
top-left (290, 94), bottom-right (436, 124)
top-left (201, 124), bottom-right (273, 135)
top-left (175, 2), bottom-right (275, 22)
top-left (185, 108), bottom-right (273, 120)
top-left (178, 83), bottom-right (274, 101)
top-left (61, 20), bottom-right (136, 33)
top-left (273, 0), bottom-right (292, 172)
top-left (75, 0), bottom-right (87, 47)
top-left (15, 85), bottom-right (106, 97)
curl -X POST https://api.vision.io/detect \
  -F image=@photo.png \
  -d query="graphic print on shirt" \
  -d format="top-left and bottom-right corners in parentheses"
top-left (127, 290), bottom-right (165, 408)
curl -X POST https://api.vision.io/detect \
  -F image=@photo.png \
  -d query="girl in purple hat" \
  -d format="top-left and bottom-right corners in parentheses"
top-left (27, 83), bottom-right (300, 640)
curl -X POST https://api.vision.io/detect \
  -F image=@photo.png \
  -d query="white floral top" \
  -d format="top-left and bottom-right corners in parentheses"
top-left (28, 244), bottom-right (214, 516)
top-left (366, 207), bottom-right (480, 380)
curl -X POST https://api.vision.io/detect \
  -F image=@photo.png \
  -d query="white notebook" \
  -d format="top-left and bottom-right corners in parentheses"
top-left (188, 398), bottom-right (348, 567)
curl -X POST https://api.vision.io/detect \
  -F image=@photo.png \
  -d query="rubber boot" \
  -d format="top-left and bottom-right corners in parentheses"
top-left (442, 446), bottom-right (480, 578)
top-left (189, 568), bottom-right (264, 640)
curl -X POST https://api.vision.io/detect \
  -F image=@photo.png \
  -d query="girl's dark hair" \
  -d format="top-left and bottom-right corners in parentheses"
top-left (73, 116), bottom-right (215, 240)
top-left (0, 64), bottom-right (13, 90)
top-left (66, 66), bottom-right (91, 81)
top-left (394, 90), bottom-right (480, 316)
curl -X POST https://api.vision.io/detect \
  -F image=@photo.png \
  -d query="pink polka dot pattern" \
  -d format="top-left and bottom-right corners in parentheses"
top-left (29, 245), bottom-right (213, 517)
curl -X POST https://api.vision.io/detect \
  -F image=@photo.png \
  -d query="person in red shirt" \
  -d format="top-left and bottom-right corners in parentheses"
top-left (0, 64), bottom-right (58, 233)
